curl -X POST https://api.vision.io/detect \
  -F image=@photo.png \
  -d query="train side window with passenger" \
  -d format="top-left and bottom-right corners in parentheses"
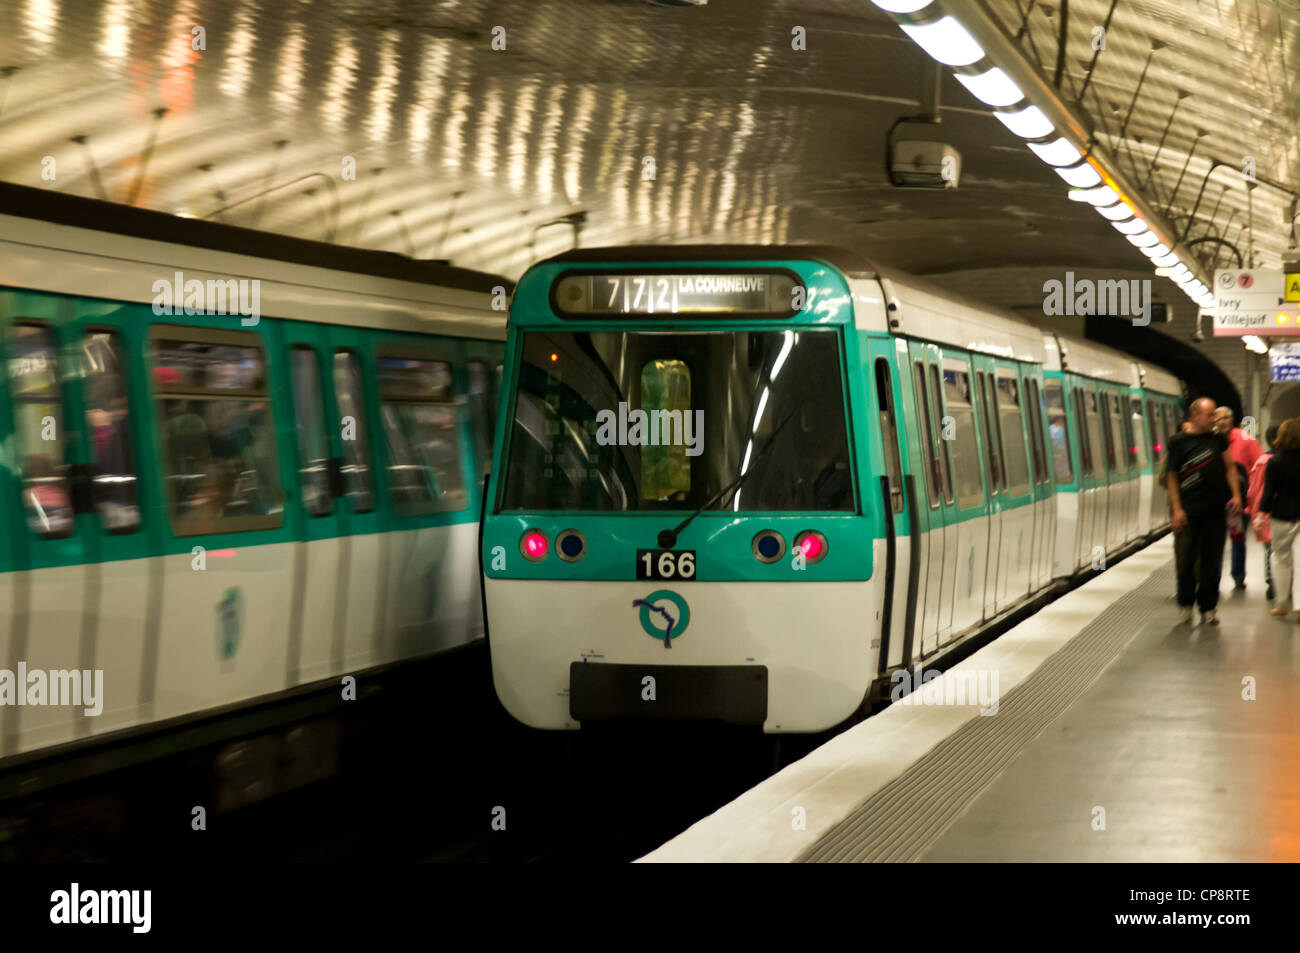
top-left (83, 330), bottom-right (140, 532)
top-left (1044, 381), bottom-right (1073, 484)
top-left (942, 363), bottom-right (983, 509)
top-left (996, 374), bottom-right (1030, 496)
top-left (333, 350), bottom-right (374, 513)
top-left (1025, 378), bottom-right (1048, 486)
top-left (378, 354), bottom-right (466, 516)
top-left (152, 330), bottom-right (283, 536)
top-left (9, 323), bottom-right (74, 538)
top-left (290, 347), bottom-right (332, 517)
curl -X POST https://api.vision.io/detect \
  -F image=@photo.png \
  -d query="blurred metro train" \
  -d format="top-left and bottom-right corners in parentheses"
top-left (482, 245), bottom-right (1184, 733)
top-left (0, 182), bottom-right (507, 764)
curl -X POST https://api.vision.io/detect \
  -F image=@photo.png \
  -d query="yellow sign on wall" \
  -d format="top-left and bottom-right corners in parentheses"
top-left (1287, 273), bottom-right (1300, 303)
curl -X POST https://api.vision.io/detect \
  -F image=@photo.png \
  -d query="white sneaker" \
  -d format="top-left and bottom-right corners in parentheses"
top-left (1178, 607), bottom-right (1193, 624)
top-left (1202, 609), bottom-right (1218, 625)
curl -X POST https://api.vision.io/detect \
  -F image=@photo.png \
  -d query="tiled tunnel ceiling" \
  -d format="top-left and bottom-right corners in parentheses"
top-left (0, 0), bottom-right (1296, 317)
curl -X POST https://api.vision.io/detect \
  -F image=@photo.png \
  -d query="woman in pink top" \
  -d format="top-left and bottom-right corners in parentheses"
top-left (1248, 423), bottom-right (1279, 601)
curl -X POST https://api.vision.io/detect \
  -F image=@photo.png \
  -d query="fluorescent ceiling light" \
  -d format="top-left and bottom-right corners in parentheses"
top-left (900, 16), bottom-right (984, 66)
top-left (1054, 162), bottom-right (1102, 188)
top-left (1096, 201), bottom-right (1133, 220)
top-left (1152, 251), bottom-right (1180, 268)
top-left (956, 68), bottom-right (1025, 107)
top-left (993, 103), bottom-right (1052, 137)
top-left (1113, 217), bottom-right (1148, 235)
top-left (1140, 243), bottom-right (1171, 259)
top-left (1243, 336), bottom-right (1269, 354)
top-left (1126, 230), bottom-right (1159, 248)
top-left (1028, 138), bottom-right (1084, 167)
top-left (871, 0), bottom-right (934, 12)
top-left (1070, 185), bottom-right (1118, 206)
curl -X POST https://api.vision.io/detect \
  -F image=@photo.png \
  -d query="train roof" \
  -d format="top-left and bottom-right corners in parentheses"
top-left (0, 180), bottom-right (509, 294)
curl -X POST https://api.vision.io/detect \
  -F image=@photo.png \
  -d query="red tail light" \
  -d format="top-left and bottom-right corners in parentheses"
top-left (520, 530), bottom-right (549, 561)
top-left (794, 530), bottom-right (828, 563)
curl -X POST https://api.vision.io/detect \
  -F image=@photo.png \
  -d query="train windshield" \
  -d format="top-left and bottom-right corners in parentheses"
top-left (500, 329), bottom-right (853, 512)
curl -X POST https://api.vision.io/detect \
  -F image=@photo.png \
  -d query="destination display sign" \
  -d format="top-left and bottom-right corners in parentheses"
top-left (553, 271), bottom-right (800, 317)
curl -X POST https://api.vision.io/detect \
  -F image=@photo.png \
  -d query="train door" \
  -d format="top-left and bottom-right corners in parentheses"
top-left (1, 295), bottom-right (106, 755)
top-left (993, 361), bottom-right (1034, 608)
top-left (1080, 382), bottom-right (1108, 569)
top-left (67, 301), bottom-right (157, 740)
top-left (280, 324), bottom-right (385, 676)
top-left (280, 322), bottom-right (351, 684)
top-left (1043, 377), bottom-right (1077, 578)
top-left (971, 355), bottom-right (1003, 621)
top-left (867, 339), bottom-right (914, 671)
top-left (941, 351), bottom-right (989, 638)
top-left (1022, 370), bottom-right (1053, 591)
top-left (908, 341), bottom-right (953, 656)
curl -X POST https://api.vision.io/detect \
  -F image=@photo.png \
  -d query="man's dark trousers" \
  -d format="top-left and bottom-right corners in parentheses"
top-left (1175, 511), bottom-right (1228, 611)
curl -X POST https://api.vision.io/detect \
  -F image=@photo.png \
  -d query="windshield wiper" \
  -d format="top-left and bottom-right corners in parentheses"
top-left (656, 409), bottom-right (796, 549)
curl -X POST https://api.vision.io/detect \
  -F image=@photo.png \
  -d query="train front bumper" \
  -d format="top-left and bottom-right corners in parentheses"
top-left (484, 577), bottom-right (878, 732)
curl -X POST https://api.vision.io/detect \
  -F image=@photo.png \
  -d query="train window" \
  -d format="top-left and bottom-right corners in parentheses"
top-left (912, 362), bottom-right (939, 507)
top-left (332, 350), bottom-right (374, 513)
top-left (1127, 397), bottom-right (1145, 470)
top-left (1073, 387), bottom-right (1092, 477)
top-left (378, 354), bottom-right (466, 516)
top-left (640, 359), bottom-right (693, 502)
top-left (1146, 399), bottom-right (1161, 457)
top-left (1044, 381), bottom-right (1073, 484)
top-left (929, 364), bottom-right (954, 505)
top-left (290, 347), bottom-right (332, 517)
top-left (1025, 378), bottom-right (1048, 486)
top-left (83, 330), bottom-right (140, 532)
top-left (467, 360), bottom-right (494, 478)
top-left (1096, 392), bottom-right (1115, 473)
top-left (977, 371), bottom-right (1003, 493)
top-left (1083, 390), bottom-right (1106, 479)
top-left (996, 373), bottom-right (1031, 496)
top-left (1161, 403), bottom-right (1176, 450)
top-left (9, 323), bottom-right (74, 538)
top-left (152, 328), bottom-right (282, 535)
top-left (942, 361), bottom-right (984, 509)
top-left (500, 329), bottom-right (853, 512)
top-left (874, 358), bottom-right (904, 513)
top-left (1109, 394), bottom-right (1127, 473)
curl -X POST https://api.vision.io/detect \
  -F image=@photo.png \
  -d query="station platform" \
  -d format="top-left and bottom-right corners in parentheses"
top-left (640, 536), bottom-right (1300, 862)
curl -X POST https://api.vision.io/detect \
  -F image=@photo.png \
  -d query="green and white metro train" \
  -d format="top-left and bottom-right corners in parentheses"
top-left (482, 245), bottom-right (1184, 733)
top-left (0, 183), bottom-right (506, 764)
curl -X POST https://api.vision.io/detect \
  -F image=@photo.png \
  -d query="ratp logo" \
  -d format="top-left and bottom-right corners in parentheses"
top-left (216, 587), bottom-right (243, 661)
top-left (633, 590), bottom-right (690, 648)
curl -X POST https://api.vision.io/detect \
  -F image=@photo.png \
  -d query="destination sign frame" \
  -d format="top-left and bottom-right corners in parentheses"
top-left (551, 268), bottom-right (802, 319)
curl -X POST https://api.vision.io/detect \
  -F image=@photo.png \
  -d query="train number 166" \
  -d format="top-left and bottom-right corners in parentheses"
top-left (636, 549), bottom-right (696, 581)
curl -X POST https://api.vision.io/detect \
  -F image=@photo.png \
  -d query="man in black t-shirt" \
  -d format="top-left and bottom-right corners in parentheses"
top-left (1163, 397), bottom-right (1244, 624)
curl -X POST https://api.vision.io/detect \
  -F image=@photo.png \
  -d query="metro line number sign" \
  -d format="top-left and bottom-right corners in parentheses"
top-left (1213, 268), bottom-right (1300, 335)
top-left (553, 271), bottom-right (800, 317)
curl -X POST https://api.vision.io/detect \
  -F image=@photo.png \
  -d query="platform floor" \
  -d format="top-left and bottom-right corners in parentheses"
top-left (641, 536), bottom-right (1300, 862)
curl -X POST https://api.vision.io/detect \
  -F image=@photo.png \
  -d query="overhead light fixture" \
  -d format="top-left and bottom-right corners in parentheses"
top-left (1070, 185), bottom-right (1118, 206)
top-left (1054, 162), bottom-right (1103, 188)
top-left (870, 0), bottom-right (935, 12)
top-left (1140, 243), bottom-right (1171, 259)
top-left (955, 68), bottom-right (1025, 107)
top-left (1243, 335), bottom-right (1269, 354)
top-left (900, 16), bottom-right (985, 66)
top-left (1095, 201), bottom-right (1133, 220)
top-left (993, 104), bottom-right (1052, 137)
top-left (1126, 230), bottom-right (1159, 248)
top-left (1113, 217), bottom-right (1149, 235)
top-left (1028, 138), bottom-right (1083, 167)
top-left (1152, 251), bottom-right (1180, 268)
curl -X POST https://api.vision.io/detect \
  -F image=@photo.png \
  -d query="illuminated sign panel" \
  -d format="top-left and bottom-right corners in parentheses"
top-left (553, 271), bottom-right (799, 317)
